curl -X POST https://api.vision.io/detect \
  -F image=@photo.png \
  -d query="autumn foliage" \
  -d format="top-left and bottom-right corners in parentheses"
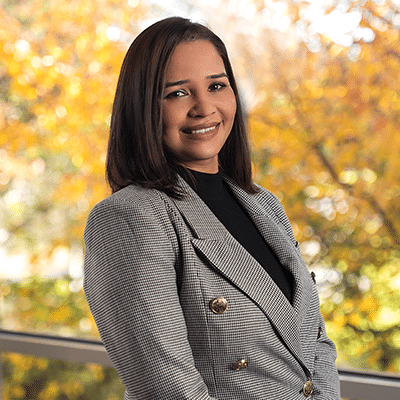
top-left (1, 0), bottom-right (400, 397)
top-left (248, 0), bottom-right (400, 372)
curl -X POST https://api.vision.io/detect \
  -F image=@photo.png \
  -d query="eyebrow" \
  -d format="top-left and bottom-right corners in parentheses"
top-left (165, 72), bottom-right (228, 88)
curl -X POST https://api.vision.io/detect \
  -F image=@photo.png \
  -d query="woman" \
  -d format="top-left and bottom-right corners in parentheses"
top-left (83, 17), bottom-right (341, 400)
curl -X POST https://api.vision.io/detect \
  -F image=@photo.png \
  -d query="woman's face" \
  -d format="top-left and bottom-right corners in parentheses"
top-left (162, 40), bottom-right (237, 173)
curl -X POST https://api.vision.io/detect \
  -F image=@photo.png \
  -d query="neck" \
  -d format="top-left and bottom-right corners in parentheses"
top-left (185, 168), bottom-right (224, 200)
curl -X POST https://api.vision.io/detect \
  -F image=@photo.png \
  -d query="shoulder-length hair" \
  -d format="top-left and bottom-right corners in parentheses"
top-left (106, 16), bottom-right (258, 197)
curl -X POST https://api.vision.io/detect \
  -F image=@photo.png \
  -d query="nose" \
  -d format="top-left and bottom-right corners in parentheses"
top-left (188, 92), bottom-right (216, 118)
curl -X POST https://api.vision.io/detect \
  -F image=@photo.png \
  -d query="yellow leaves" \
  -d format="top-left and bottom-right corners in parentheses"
top-left (359, 295), bottom-right (379, 318)
top-left (334, 85), bottom-right (347, 98)
top-left (6, 384), bottom-right (26, 399)
top-left (8, 60), bottom-right (21, 75)
top-left (38, 381), bottom-right (61, 400)
top-left (0, 0), bottom-right (399, 382)
top-left (51, 305), bottom-right (73, 322)
top-left (76, 33), bottom-right (91, 55)
top-left (88, 60), bottom-right (101, 74)
top-left (249, 117), bottom-right (279, 148)
top-left (379, 89), bottom-right (398, 111)
top-left (304, 80), bottom-right (324, 98)
top-left (332, 314), bottom-right (346, 332)
top-left (87, 363), bottom-right (105, 381)
top-left (348, 313), bottom-right (362, 326)
top-left (93, 23), bottom-right (110, 52)
top-left (6, 353), bottom-right (49, 373)
top-left (367, 348), bottom-right (384, 368)
top-left (66, 76), bottom-right (82, 97)
top-left (374, 307), bottom-right (400, 330)
top-left (36, 357), bottom-right (50, 370)
top-left (2, 349), bottom-right (125, 399)
top-left (244, 2), bottom-right (400, 370)
top-left (329, 43), bottom-right (345, 57)
top-left (364, 62), bottom-right (380, 78)
top-left (22, 86), bottom-right (37, 101)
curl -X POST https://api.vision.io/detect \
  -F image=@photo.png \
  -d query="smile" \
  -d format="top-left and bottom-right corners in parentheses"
top-left (183, 123), bottom-right (220, 135)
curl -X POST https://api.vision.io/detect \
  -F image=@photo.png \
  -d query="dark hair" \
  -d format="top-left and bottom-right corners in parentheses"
top-left (106, 16), bottom-right (258, 197)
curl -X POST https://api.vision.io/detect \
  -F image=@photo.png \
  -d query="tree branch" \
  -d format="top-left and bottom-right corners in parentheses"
top-left (312, 142), bottom-right (400, 245)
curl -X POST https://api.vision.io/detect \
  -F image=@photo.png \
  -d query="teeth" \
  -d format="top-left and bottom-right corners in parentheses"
top-left (190, 125), bottom-right (217, 134)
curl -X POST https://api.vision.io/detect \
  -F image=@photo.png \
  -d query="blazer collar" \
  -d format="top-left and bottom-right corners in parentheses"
top-left (170, 174), bottom-right (313, 368)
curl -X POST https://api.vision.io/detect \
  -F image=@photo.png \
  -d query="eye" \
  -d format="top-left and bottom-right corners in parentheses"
top-left (209, 82), bottom-right (227, 92)
top-left (165, 89), bottom-right (187, 99)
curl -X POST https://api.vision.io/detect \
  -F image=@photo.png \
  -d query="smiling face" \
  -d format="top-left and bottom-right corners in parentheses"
top-left (162, 40), bottom-right (237, 173)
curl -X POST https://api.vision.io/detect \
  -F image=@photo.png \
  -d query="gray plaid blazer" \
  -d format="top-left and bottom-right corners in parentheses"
top-left (83, 175), bottom-right (341, 400)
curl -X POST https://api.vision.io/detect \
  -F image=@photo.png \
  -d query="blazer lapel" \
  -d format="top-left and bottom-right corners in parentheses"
top-left (225, 178), bottom-right (314, 345)
top-left (171, 175), bottom-right (311, 368)
top-left (225, 177), bottom-right (313, 316)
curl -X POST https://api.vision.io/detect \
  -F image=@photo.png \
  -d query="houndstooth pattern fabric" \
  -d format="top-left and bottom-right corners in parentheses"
top-left (83, 175), bottom-right (341, 399)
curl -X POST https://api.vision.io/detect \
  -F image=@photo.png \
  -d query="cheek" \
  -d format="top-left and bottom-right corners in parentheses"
top-left (162, 102), bottom-right (186, 133)
top-left (224, 90), bottom-right (237, 118)
top-left (230, 99), bottom-right (237, 119)
top-left (162, 106), bottom-right (174, 132)
top-left (162, 130), bottom-right (181, 159)
top-left (225, 95), bottom-right (237, 127)
top-left (161, 109), bottom-right (182, 152)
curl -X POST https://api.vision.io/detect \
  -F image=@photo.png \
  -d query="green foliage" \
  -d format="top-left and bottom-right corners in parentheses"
top-left (1, 277), bottom-right (127, 399)
top-left (1, 277), bottom-right (97, 336)
top-left (2, 353), bottom-right (125, 400)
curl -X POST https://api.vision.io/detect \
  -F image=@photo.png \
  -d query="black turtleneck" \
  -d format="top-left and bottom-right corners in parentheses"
top-left (184, 168), bottom-right (293, 304)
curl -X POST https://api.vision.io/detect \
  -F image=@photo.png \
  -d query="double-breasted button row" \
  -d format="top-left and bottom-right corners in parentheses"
top-left (232, 359), bottom-right (248, 370)
top-left (303, 380), bottom-right (314, 397)
top-left (209, 299), bottom-right (247, 372)
top-left (209, 297), bottom-right (228, 314)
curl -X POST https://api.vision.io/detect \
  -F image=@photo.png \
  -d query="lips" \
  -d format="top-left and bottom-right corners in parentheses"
top-left (182, 122), bottom-right (220, 134)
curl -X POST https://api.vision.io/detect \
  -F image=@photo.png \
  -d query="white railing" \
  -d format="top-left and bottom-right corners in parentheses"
top-left (1, 329), bottom-right (400, 399)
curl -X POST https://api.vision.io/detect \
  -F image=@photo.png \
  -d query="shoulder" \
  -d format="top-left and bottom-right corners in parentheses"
top-left (253, 184), bottom-right (287, 217)
top-left (99, 184), bottom-right (164, 205)
top-left (91, 185), bottom-right (166, 213)
top-left (252, 184), bottom-right (298, 245)
top-left (253, 184), bottom-right (280, 203)
top-left (85, 185), bottom-right (173, 233)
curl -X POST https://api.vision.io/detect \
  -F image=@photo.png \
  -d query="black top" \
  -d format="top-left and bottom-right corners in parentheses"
top-left (184, 169), bottom-right (293, 303)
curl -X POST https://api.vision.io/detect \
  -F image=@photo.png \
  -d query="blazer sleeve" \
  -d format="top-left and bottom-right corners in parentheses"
top-left (83, 195), bottom-right (216, 400)
top-left (256, 187), bottom-right (341, 399)
top-left (313, 313), bottom-right (341, 399)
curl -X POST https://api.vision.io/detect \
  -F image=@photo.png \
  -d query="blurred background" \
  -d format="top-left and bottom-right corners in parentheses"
top-left (1, 0), bottom-right (399, 398)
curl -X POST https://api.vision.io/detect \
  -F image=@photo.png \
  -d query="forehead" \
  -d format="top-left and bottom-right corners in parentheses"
top-left (166, 40), bottom-right (226, 79)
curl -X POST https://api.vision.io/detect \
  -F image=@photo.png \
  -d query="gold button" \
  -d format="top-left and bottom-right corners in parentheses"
top-left (303, 380), bottom-right (313, 397)
top-left (232, 359), bottom-right (248, 370)
top-left (209, 297), bottom-right (228, 314)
